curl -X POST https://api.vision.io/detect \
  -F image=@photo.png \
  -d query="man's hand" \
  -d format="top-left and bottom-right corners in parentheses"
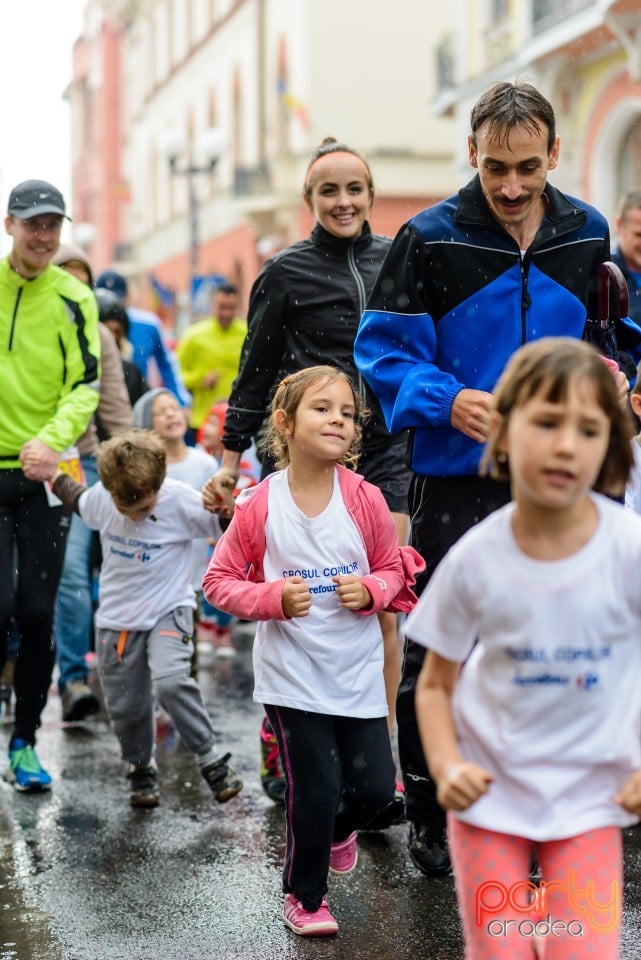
top-left (19, 439), bottom-right (60, 482)
top-left (202, 468), bottom-right (238, 517)
top-left (436, 761), bottom-right (494, 812)
top-left (450, 389), bottom-right (494, 443)
top-left (614, 369), bottom-right (630, 410)
top-left (282, 576), bottom-right (312, 618)
top-left (333, 574), bottom-right (372, 610)
top-left (597, 357), bottom-right (630, 412)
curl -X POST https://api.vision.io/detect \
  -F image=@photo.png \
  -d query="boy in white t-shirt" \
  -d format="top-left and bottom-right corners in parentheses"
top-left (49, 430), bottom-right (242, 809)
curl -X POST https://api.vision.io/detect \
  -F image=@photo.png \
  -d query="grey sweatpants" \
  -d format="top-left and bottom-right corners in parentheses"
top-left (96, 606), bottom-right (215, 767)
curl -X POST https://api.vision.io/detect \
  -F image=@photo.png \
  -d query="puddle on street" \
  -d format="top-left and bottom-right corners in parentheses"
top-left (0, 910), bottom-right (63, 960)
top-left (0, 826), bottom-right (63, 960)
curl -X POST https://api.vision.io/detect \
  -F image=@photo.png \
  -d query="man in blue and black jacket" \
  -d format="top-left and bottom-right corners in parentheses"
top-left (355, 81), bottom-right (641, 878)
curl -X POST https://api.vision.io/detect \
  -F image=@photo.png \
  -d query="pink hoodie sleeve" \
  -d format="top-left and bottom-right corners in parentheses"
top-left (355, 486), bottom-right (425, 614)
top-left (201, 519), bottom-right (288, 622)
top-left (385, 545), bottom-right (425, 613)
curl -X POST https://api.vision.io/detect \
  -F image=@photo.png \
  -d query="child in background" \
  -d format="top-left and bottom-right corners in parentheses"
top-left (408, 338), bottom-right (641, 960)
top-left (197, 401), bottom-right (259, 657)
top-left (133, 388), bottom-right (218, 493)
top-left (203, 366), bottom-right (423, 937)
top-left (49, 430), bottom-right (243, 809)
top-left (198, 400), bottom-right (261, 487)
top-left (132, 389), bottom-right (221, 655)
top-left (198, 401), bottom-right (227, 459)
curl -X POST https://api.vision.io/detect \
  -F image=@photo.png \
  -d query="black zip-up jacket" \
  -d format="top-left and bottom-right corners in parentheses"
top-left (224, 222), bottom-right (396, 454)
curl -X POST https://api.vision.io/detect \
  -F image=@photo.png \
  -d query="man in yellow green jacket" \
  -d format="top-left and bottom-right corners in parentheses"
top-left (176, 283), bottom-right (246, 433)
top-left (0, 179), bottom-right (101, 792)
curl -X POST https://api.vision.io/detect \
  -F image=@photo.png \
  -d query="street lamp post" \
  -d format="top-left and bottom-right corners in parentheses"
top-left (188, 172), bottom-right (199, 284)
top-left (160, 127), bottom-right (227, 326)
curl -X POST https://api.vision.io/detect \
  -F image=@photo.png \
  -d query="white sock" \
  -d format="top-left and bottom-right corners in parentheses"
top-left (197, 747), bottom-right (219, 768)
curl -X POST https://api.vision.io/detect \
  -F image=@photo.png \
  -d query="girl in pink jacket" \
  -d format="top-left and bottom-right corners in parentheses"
top-left (203, 365), bottom-right (423, 938)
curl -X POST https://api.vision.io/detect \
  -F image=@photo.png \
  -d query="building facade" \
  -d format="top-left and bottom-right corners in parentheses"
top-left (435, 0), bottom-right (641, 231)
top-left (68, 0), bottom-right (458, 327)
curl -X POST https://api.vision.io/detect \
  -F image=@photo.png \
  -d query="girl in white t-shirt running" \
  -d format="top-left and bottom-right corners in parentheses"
top-left (407, 337), bottom-right (641, 960)
top-left (203, 366), bottom-right (423, 938)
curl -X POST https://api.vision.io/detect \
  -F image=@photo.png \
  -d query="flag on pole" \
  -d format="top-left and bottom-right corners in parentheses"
top-left (277, 79), bottom-right (310, 130)
top-left (149, 275), bottom-right (175, 309)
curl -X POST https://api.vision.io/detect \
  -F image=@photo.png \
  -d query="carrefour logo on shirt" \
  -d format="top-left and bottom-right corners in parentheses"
top-left (109, 545), bottom-right (153, 563)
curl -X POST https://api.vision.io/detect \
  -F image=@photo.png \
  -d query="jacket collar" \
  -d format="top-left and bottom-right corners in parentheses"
top-left (311, 221), bottom-right (373, 253)
top-left (0, 256), bottom-right (54, 290)
top-left (455, 175), bottom-right (587, 244)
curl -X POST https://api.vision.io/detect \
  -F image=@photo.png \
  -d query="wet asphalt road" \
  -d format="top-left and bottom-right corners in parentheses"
top-left (1, 625), bottom-right (641, 960)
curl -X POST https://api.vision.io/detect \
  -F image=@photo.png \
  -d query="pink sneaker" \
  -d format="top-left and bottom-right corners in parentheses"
top-left (282, 893), bottom-right (338, 936)
top-left (329, 831), bottom-right (358, 875)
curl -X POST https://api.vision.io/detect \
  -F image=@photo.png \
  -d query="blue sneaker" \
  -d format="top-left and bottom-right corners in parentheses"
top-left (7, 739), bottom-right (52, 792)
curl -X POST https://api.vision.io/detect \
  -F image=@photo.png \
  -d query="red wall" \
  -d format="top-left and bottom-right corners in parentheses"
top-left (141, 193), bottom-right (442, 325)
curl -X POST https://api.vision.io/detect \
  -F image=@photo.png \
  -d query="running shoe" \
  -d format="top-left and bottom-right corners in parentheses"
top-left (329, 831), bottom-right (358, 875)
top-left (282, 894), bottom-right (338, 936)
top-left (7, 739), bottom-right (52, 792)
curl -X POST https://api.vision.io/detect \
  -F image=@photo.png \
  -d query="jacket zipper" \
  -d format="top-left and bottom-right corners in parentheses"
top-left (520, 250), bottom-right (532, 344)
top-left (347, 245), bottom-right (368, 402)
top-left (8, 288), bottom-right (23, 350)
top-left (517, 216), bottom-right (581, 345)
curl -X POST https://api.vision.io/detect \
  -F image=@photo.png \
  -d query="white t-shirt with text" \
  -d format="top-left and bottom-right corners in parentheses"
top-left (253, 468), bottom-right (387, 718)
top-left (79, 477), bottom-right (220, 631)
top-left (404, 493), bottom-right (641, 840)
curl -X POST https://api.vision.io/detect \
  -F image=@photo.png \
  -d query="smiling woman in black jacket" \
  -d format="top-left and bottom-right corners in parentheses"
top-left (205, 137), bottom-right (409, 808)
top-left (210, 137), bottom-right (410, 515)
top-left (220, 139), bottom-right (403, 484)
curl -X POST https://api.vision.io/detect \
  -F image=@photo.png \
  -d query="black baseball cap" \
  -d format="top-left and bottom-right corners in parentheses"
top-left (7, 179), bottom-right (70, 220)
top-left (95, 270), bottom-right (128, 301)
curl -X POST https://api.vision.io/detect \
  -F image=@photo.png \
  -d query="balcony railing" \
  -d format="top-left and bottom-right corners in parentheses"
top-left (233, 164), bottom-right (272, 197)
top-left (532, 0), bottom-right (593, 35)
